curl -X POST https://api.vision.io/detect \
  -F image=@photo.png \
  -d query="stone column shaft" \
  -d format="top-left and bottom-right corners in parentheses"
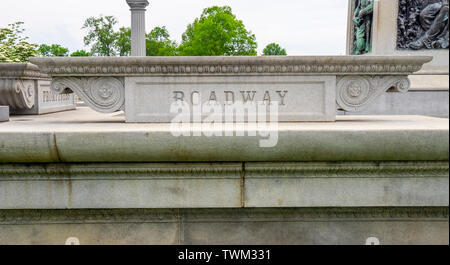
top-left (127, 0), bottom-right (149, 56)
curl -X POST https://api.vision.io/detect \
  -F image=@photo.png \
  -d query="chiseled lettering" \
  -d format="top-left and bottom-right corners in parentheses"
top-left (224, 91), bottom-right (235, 104)
top-left (262, 91), bottom-right (271, 104)
top-left (173, 91), bottom-right (185, 102)
top-left (240, 91), bottom-right (257, 103)
top-left (209, 91), bottom-right (217, 102)
top-left (276, 91), bottom-right (288, 105)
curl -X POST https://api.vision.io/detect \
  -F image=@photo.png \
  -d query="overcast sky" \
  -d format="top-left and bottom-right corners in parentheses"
top-left (0, 0), bottom-right (349, 55)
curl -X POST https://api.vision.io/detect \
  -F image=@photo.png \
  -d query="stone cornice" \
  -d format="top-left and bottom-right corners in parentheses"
top-left (126, 0), bottom-right (149, 10)
top-left (0, 63), bottom-right (50, 79)
top-left (0, 208), bottom-right (447, 225)
top-left (29, 56), bottom-right (433, 77)
top-left (0, 161), bottom-right (447, 181)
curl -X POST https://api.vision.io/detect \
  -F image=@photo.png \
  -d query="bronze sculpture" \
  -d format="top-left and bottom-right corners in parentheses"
top-left (398, 0), bottom-right (449, 50)
top-left (353, 0), bottom-right (374, 55)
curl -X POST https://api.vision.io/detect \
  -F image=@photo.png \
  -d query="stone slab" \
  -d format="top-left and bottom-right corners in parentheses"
top-left (409, 75), bottom-right (449, 91)
top-left (0, 161), bottom-right (447, 209)
top-left (0, 163), bottom-right (242, 209)
top-left (340, 90), bottom-right (449, 118)
top-left (0, 106), bottom-right (8, 122)
top-left (125, 76), bottom-right (336, 122)
top-left (0, 108), bottom-right (448, 163)
top-left (0, 208), bottom-right (447, 245)
top-left (244, 162), bottom-right (449, 208)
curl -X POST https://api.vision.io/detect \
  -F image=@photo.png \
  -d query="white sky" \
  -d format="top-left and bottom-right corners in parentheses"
top-left (0, 0), bottom-right (349, 55)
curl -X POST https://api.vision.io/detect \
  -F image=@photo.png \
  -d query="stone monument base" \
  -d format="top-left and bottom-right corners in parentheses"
top-left (0, 108), bottom-right (448, 245)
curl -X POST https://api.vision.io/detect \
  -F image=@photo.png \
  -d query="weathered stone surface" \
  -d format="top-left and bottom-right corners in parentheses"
top-left (340, 90), bottom-right (449, 118)
top-left (0, 208), bottom-right (447, 245)
top-left (0, 161), bottom-right (447, 209)
top-left (0, 163), bottom-right (242, 209)
top-left (244, 162), bottom-right (449, 208)
top-left (0, 106), bottom-right (8, 122)
top-left (0, 109), bottom-right (448, 163)
top-left (0, 63), bottom-right (76, 115)
top-left (29, 56), bottom-right (432, 122)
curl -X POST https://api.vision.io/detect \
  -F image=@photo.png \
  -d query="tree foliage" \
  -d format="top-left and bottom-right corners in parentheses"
top-left (263, 43), bottom-right (287, 56)
top-left (115, 27), bottom-right (131, 56)
top-left (0, 22), bottom-right (38, 62)
top-left (178, 6), bottom-right (257, 56)
top-left (146, 26), bottom-right (178, 56)
top-left (70, 50), bottom-right (91, 57)
top-left (82, 15), bottom-right (119, 56)
top-left (38, 44), bottom-right (69, 57)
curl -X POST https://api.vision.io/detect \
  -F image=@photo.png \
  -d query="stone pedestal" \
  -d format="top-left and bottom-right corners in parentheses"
top-left (0, 106), bottom-right (8, 122)
top-left (346, 0), bottom-right (449, 117)
top-left (0, 63), bottom-right (76, 115)
top-left (126, 0), bottom-right (149, 56)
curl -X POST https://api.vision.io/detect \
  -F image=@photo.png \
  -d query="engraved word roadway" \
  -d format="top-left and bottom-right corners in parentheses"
top-left (125, 76), bottom-right (337, 123)
top-left (172, 90), bottom-right (289, 105)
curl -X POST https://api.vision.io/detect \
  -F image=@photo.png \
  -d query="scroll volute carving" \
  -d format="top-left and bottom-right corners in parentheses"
top-left (51, 77), bottom-right (125, 113)
top-left (336, 76), bottom-right (411, 112)
top-left (0, 79), bottom-right (36, 110)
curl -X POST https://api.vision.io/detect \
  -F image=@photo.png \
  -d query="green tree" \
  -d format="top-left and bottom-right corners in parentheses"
top-left (70, 50), bottom-right (91, 57)
top-left (178, 6), bottom-right (257, 56)
top-left (82, 15), bottom-right (118, 56)
top-left (0, 22), bottom-right (38, 62)
top-left (146, 26), bottom-right (178, 56)
top-left (262, 43), bottom-right (287, 56)
top-left (115, 27), bottom-right (131, 56)
top-left (38, 44), bottom-right (69, 57)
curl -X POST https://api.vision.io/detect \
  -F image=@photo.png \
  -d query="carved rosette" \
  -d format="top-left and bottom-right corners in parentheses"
top-left (336, 76), bottom-right (411, 112)
top-left (0, 79), bottom-right (36, 110)
top-left (51, 77), bottom-right (125, 113)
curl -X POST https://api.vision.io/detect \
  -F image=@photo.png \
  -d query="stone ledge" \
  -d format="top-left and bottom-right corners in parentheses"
top-left (1, 207), bottom-right (448, 224)
top-left (30, 56), bottom-right (432, 76)
top-left (0, 108), bottom-right (448, 163)
top-left (0, 161), bottom-right (447, 209)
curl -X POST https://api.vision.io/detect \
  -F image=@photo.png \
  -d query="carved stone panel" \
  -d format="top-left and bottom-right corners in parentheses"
top-left (125, 76), bottom-right (336, 122)
top-left (397, 0), bottom-right (449, 50)
top-left (0, 63), bottom-right (76, 115)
